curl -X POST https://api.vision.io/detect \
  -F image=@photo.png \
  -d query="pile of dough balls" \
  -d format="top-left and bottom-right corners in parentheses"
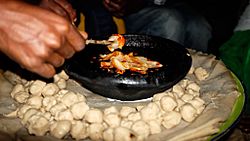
top-left (5, 66), bottom-right (209, 141)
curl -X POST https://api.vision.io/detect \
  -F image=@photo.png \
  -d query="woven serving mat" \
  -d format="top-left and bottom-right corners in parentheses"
top-left (0, 50), bottom-right (241, 141)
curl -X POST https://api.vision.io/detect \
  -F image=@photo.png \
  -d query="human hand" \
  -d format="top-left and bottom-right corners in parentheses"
top-left (0, 1), bottom-right (87, 78)
top-left (103, 0), bottom-right (146, 18)
top-left (39, 0), bottom-right (76, 22)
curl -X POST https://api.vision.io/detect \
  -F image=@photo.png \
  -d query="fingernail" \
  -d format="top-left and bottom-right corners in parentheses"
top-left (43, 64), bottom-right (56, 78)
top-left (79, 31), bottom-right (88, 39)
top-left (59, 58), bottom-right (65, 66)
top-left (66, 52), bottom-right (74, 59)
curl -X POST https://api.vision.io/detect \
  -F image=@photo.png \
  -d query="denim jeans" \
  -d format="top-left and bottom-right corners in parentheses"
top-left (124, 3), bottom-right (212, 52)
top-left (72, 0), bottom-right (211, 52)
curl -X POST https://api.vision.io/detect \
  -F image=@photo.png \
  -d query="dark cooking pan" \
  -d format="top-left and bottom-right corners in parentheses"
top-left (64, 34), bottom-right (192, 101)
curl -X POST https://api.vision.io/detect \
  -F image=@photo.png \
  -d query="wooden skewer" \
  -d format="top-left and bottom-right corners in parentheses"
top-left (71, 22), bottom-right (113, 46)
top-left (85, 39), bottom-right (112, 45)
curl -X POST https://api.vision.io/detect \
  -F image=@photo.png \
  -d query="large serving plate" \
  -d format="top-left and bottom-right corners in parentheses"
top-left (64, 34), bottom-right (192, 100)
top-left (209, 73), bottom-right (245, 140)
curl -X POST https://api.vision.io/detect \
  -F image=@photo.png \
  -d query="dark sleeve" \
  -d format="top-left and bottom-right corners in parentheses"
top-left (70, 0), bottom-right (118, 38)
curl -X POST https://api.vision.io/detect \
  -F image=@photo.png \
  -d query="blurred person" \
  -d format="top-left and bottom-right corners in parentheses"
top-left (103, 0), bottom-right (212, 52)
top-left (219, 0), bottom-right (250, 114)
top-left (219, 1), bottom-right (250, 136)
top-left (0, 0), bottom-right (88, 78)
top-left (72, 0), bottom-right (240, 53)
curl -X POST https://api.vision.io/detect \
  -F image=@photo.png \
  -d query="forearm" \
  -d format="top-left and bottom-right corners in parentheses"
top-left (0, 0), bottom-right (23, 53)
top-left (0, 0), bottom-right (41, 4)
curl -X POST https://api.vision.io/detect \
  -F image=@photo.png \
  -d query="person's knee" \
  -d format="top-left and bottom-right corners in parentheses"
top-left (125, 6), bottom-right (186, 44)
top-left (140, 7), bottom-right (186, 43)
top-left (186, 17), bottom-right (212, 51)
top-left (149, 7), bottom-right (184, 30)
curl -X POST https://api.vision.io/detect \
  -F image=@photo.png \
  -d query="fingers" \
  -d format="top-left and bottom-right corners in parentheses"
top-left (54, 0), bottom-right (76, 21)
top-left (22, 57), bottom-right (56, 78)
top-left (103, 0), bottom-right (125, 17)
top-left (65, 25), bottom-right (86, 51)
top-left (103, 0), bottom-right (120, 12)
top-left (44, 8), bottom-right (87, 52)
top-left (50, 2), bottom-right (71, 21)
top-left (39, 0), bottom-right (75, 22)
top-left (33, 63), bottom-right (56, 78)
top-left (42, 15), bottom-right (86, 53)
top-left (57, 40), bottom-right (75, 59)
top-left (46, 53), bottom-right (65, 67)
top-left (79, 31), bottom-right (88, 39)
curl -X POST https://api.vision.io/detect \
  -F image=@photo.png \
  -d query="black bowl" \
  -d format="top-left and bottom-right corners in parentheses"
top-left (64, 34), bottom-right (192, 101)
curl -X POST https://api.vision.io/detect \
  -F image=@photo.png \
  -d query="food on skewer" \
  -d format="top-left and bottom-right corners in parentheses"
top-left (106, 34), bottom-right (125, 52)
top-left (86, 34), bottom-right (125, 52)
top-left (99, 51), bottom-right (163, 74)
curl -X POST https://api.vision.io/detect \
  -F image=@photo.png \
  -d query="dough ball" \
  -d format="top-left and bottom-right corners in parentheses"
top-left (186, 82), bottom-right (200, 93)
top-left (26, 96), bottom-right (43, 109)
top-left (29, 80), bottom-right (46, 95)
top-left (71, 120), bottom-right (89, 140)
top-left (70, 101), bottom-right (89, 120)
top-left (50, 120), bottom-right (71, 139)
top-left (181, 94), bottom-right (194, 102)
top-left (179, 79), bottom-right (189, 88)
top-left (180, 103), bottom-right (197, 122)
top-left (188, 97), bottom-right (205, 114)
top-left (85, 109), bottom-right (103, 123)
top-left (60, 91), bottom-right (80, 107)
top-left (17, 105), bottom-right (32, 119)
top-left (114, 127), bottom-right (137, 141)
top-left (104, 106), bottom-right (119, 115)
top-left (14, 91), bottom-right (29, 104)
top-left (131, 120), bottom-right (150, 140)
top-left (148, 120), bottom-right (162, 134)
top-left (103, 128), bottom-right (114, 141)
top-left (57, 70), bottom-right (69, 80)
top-left (55, 109), bottom-right (74, 121)
top-left (27, 115), bottom-right (49, 136)
top-left (172, 84), bottom-right (184, 98)
top-left (55, 79), bottom-right (67, 89)
top-left (194, 67), bottom-right (209, 81)
top-left (161, 111), bottom-right (181, 129)
top-left (50, 103), bottom-right (67, 116)
top-left (22, 108), bottom-right (40, 125)
top-left (88, 123), bottom-right (104, 141)
top-left (127, 112), bottom-right (141, 122)
top-left (175, 99), bottom-right (185, 112)
top-left (160, 96), bottom-right (177, 112)
top-left (42, 83), bottom-right (59, 96)
top-left (42, 96), bottom-right (57, 111)
top-left (104, 113), bottom-right (121, 128)
top-left (152, 92), bottom-right (167, 102)
top-left (120, 106), bottom-right (136, 118)
top-left (140, 102), bottom-right (160, 121)
top-left (76, 93), bottom-right (86, 102)
top-left (121, 119), bottom-right (133, 129)
top-left (11, 84), bottom-right (25, 98)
